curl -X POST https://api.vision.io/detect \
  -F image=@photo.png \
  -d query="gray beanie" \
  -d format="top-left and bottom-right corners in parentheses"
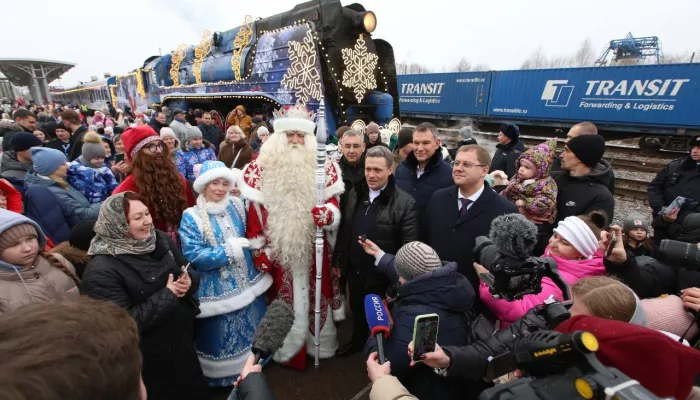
top-left (459, 126), bottom-right (474, 139)
top-left (395, 241), bottom-right (442, 281)
top-left (623, 213), bottom-right (650, 234)
top-left (81, 131), bottom-right (106, 161)
top-left (186, 126), bottom-right (203, 141)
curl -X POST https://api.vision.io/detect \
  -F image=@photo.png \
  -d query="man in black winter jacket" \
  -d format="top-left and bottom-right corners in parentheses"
top-left (337, 128), bottom-right (366, 204)
top-left (148, 111), bottom-right (169, 134)
top-left (395, 122), bottom-right (453, 216)
top-left (550, 121), bottom-right (616, 194)
top-left (334, 146), bottom-right (419, 356)
top-left (489, 123), bottom-right (525, 179)
top-left (648, 135), bottom-right (700, 217)
top-left (198, 112), bottom-right (223, 151)
top-left (554, 135), bottom-right (614, 223)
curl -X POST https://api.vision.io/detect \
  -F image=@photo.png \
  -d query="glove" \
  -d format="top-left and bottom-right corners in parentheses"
top-left (236, 238), bottom-right (250, 249)
top-left (311, 205), bottom-right (334, 228)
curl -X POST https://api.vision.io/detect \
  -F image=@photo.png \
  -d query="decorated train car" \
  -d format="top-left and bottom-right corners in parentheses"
top-left (51, 79), bottom-right (110, 112)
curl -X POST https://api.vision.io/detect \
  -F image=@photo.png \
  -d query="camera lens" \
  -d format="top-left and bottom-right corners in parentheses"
top-left (659, 239), bottom-right (700, 270)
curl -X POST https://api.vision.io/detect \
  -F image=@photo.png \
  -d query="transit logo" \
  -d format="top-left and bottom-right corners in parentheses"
top-left (541, 80), bottom-right (574, 107)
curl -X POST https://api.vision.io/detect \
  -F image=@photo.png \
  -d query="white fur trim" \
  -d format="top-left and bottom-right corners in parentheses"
top-left (248, 235), bottom-right (266, 250)
top-left (323, 162), bottom-right (345, 200)
top-left (273, 118), bottom-right (316, 136)
top-left (332, 296), bottom-right (346, 322)
top-left (197, 273), bottom-right (273, 319)
top-left (323, 202), bottom-right (341, 231)
top-left (198, 350), bottom-right (251, 379)
top-left (230, 167), bottom-right (243, 186)
top-left (306, 306), bottom-right (338, 359)
top-left (194, 167), bottom-right (236, 193)
top-left (274, 265), bottom-right (310, 363)
top-left (201, 196), bottom-right (230, 214)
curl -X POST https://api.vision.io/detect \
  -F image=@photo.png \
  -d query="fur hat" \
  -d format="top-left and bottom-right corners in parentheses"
top-left (31, 147), bottom-right (67, 176)
top-left (499, 124), bottom-right (520, 141)
top-left (459, 126), bottom-right (474, 140)
top-left (623, 213), bottom-right (650, 234)
top-left (272, 103), bottom-right (316, 135)
top-left (690, 135), bottom-right (700, 150)
top-left (193, 160), bottom-right (236, 193)
top-left (81, 131), bottom-right (106, 161)
top-left (120, 125), bottom-right (160, 162)
top-left (565, 135), bottom-right (605, 168)
top-left (489, 213), bottom-right (538, 257)
top-left (394, 241), bottom-right (442, 281)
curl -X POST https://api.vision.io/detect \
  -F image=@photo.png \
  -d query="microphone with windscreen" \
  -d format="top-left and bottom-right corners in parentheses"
top-left (252, 299), bottom-right (295, 364)
top-left (364, 294), bottom-right (392, 364)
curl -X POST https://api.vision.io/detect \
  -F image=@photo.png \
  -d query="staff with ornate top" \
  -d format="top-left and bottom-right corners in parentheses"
top-left (314, 100), bottom-right (327, 367)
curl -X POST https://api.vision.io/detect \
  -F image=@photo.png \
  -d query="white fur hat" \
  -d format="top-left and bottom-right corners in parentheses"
top-left (193, 160), bottom-right (236, 193)
top-left (272, 103), bottom-right (316, 135)
top-left (160, 127), bottom-right (180, 148)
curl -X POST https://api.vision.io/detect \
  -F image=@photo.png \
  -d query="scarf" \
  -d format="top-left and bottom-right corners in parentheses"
top-left (88, 192), bottom-right (157, 256)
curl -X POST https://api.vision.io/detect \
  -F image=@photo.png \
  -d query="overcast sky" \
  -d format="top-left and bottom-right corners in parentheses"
top-left (1, 0), bottom-right (698, 86)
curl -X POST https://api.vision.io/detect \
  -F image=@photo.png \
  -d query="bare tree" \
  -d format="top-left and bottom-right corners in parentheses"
top-left (661, 50), bottom-right (700, 64)
top-left (549, 56), bottom-right (572, 68)
top-left (472, 63), bottom-right (491, 71)
top-left (521, 47), bottom-right (549, 69)
top-left (407, 63), bottom-right (433, 74)
top-left (454, 58), bottom-right (472, 72)
top-left (573, 39), bottom-right (594, 67)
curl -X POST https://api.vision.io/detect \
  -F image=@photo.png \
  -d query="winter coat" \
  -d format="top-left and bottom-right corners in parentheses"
top-left (369, 376), bottom-right (417, 400)
top-left (0, 212), bottom-right (79, 314)
top-left (0, 151), bottom-right (32, 194)
top-left (226, 109), bottom-right (252, 133)
top-left (365, 262), bottom-right (488, 400)
top-left (551, 156), bottom-right (616, 195)
top-left (169, 119), bottom-right (192, 145)
top-left (198, 123), bottom-right (222, 150)
top-left (364, 135), bottom-right (389, 150)
top-left (394, 150), bottom-right (454, 216)
top-left (500, 140), bottom-right (558, 223)
top-left (24, 173), bottom-right (100, 241)
top-left (80, 231), bottom-right (208, 400)
top-left (238, 373), bottom-right (278, 400)
top-left (0, 120), bottom-right (26, 151)
top-left (422, 184), bottom-right (519, 298)
top-left (652, 200), bottom-right (700, 243)
top-left (67, 159), bottom-right (118, 204)
top-left (44, 138), bottom-right (71, 158)
top-left (448, 138), bottom-right (478, 161)
top-left (176, 141), bottom-right (217, 182)
top-left (218, 140), bottom-right (253, 169)
top-left (338, 155), bottom-right (366, 211)
top-left (480, 247), bottom-right (605, 326)
top-left (552, 160), bottom-right (615, 223)
top-left (334, 176), bottom-right (418, 274)
top-left (648, 156), bottom-right (700, 216)
top-left (148, 118), bottom-right (168, 134)
top-left (68, 125), bottom-right (88, 161)
top-left (51, 241), bottom-right (90, 279)
top-left (605, 251), bottom-right (700, 300)
top-left (489, 139), bottom-right (526, 179)
top-left (0, 178), bottom-right (22, 213)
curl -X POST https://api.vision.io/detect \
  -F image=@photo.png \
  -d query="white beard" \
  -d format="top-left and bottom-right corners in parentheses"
top-left (259, 133), bottom-right (317, 273)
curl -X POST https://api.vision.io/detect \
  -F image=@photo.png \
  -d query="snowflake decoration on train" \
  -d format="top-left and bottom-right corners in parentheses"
top-left (253, 34), bottom-right (279, 77)
top-left (281, 29), bottom-right (323, 105)
top-left (341, 35), bottom-right (378, 103)
top-left (275, 87), bottom-right (294, 104)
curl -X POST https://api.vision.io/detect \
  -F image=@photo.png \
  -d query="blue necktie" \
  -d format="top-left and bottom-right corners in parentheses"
top-left (460, 198), bottom-right (472, 218)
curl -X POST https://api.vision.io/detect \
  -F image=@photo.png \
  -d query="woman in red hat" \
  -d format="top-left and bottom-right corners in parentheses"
top-left (113, 125), bottom-right (195, 245)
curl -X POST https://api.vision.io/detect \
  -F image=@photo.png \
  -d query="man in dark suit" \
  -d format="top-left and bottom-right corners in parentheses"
top-left (422, 144), bottom-right (518, 299)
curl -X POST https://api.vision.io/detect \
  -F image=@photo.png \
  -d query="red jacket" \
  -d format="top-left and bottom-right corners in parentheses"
top-left (0, 178), bottom-right (23, 214)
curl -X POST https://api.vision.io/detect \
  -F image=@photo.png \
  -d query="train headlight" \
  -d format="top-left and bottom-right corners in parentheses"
top-left (363, 11), bottom-right (377, 33)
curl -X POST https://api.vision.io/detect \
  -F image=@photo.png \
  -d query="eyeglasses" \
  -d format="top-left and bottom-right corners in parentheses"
top-left (453, 161), bottom-right (486, 169)
top-left (145, 142), bottom-right (166, 153)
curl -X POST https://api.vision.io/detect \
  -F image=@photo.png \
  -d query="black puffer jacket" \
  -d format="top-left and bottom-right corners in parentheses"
top-left (648, 156), bottom-right (700, 216)
top-left (333, 176), bottom-right (419, 274)
top-left (395, 150), bottom-right (454, 216)
top-left (551, 156), bottom-right (616, 195)
top-left (489, 139), bottom-right (526, 179)
top-left (80, 231), bottom-right (208, 400)
top-left (553, 160), bottom-right (615, 223)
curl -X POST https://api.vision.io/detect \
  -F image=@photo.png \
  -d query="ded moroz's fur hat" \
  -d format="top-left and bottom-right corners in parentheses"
top-left (272, 103), bottom-right (316, 135)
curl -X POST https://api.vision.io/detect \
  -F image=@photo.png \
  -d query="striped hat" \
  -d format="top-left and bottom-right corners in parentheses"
top-left (395, 241), bottom-right (442, 281)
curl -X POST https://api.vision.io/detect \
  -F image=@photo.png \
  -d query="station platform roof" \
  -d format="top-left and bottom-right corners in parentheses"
top-left (0, 58), bottom-right (75, 86)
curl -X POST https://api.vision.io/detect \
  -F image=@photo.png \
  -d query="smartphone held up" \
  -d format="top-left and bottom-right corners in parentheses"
top-left (412, 313), bottom-right (439, 362)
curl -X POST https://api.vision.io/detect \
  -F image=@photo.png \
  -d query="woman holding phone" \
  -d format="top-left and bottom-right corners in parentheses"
top-left (80, 192), bottom-right (208, 399)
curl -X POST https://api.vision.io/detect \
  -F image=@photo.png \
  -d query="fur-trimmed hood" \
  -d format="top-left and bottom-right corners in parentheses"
top-left (51, 241), bottom-right (90, 268)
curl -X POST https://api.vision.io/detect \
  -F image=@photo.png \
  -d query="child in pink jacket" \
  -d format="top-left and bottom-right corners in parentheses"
top-left (478, 211), bottom-right (608, 327)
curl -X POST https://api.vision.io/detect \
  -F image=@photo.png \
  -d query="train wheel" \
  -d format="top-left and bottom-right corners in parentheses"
top-left (638, 136), bottom-right (661, 153)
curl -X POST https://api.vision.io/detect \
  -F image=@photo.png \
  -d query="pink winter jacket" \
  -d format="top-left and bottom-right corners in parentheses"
top-left (479, 247), bottom-right (606, 327)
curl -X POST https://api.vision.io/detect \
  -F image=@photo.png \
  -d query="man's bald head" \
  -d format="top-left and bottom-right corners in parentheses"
top-left (565, 122), bottom-right (598, 143)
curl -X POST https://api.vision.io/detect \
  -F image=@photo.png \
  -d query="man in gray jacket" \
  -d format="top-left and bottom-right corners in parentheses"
top-left (169, 108), bottom-right (191, 145)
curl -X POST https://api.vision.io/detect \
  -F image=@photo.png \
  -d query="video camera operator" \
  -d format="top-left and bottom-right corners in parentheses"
top-left (602, 224), bottom-right (700, 341)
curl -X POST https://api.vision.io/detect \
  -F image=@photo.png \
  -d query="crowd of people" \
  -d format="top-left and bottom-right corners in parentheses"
top-left (0, 96), bottom-right (699, 400)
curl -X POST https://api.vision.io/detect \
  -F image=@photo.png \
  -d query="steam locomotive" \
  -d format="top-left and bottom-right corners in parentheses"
top-left (52, 0), bottom-right (399, 133)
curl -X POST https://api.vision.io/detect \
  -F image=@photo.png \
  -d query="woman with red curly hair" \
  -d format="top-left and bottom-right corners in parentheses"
top-left (112, 125), bottom-right (195, 246)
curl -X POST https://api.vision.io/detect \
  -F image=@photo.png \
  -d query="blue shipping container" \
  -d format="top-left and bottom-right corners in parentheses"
top-left (487, 64), bottom-right (700, 128)
top-left (398, 72), bottom-right (491, 116)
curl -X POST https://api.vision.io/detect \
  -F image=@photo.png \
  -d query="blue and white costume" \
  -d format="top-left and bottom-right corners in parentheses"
top-left (178, 160), bottom-right (273, 387)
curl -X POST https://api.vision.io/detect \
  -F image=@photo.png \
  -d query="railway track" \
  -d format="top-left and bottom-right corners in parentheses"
top-left (615, 177), bottom-right (650, 203)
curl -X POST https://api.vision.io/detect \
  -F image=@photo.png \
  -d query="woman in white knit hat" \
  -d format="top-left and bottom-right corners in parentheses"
top-left (160, 127), bottom-right (181, 164)
top-left (177, 160), bottom-right (272, 387)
